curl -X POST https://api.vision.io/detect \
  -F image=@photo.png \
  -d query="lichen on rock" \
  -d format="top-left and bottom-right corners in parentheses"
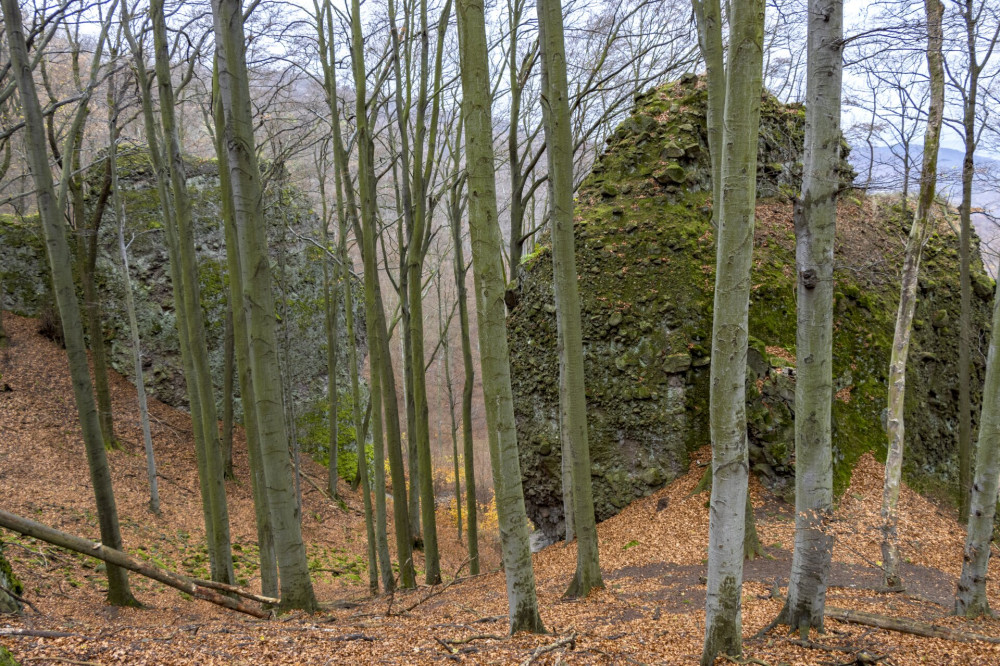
top-left (509, 74), bottom-right (992, 540)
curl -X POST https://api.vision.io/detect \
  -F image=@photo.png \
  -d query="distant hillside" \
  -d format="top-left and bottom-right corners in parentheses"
top-left (851, 144), bottom-right (1000, 275)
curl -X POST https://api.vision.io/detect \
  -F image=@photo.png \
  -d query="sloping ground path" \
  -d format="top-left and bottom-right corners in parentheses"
top-left (2, 312), bottom-right (1000, 664)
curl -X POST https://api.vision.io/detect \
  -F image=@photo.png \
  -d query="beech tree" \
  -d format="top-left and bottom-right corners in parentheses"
top-left (942, 0), bottom-right (1000, 523)
top-left (781, 0), bottom-right (844, 632)
top-left (211, 0), bottom-right (317, 610)
top-left (880, 0), bottom-right (946, 593)
top-left (536, 0), bottom-right (602, 599)
top-left (1, 0), bottom-right (137, 607)
top-left (697, 0), bottom-right (766, 662)
top-left (456, 0), bottom-right (545, 633)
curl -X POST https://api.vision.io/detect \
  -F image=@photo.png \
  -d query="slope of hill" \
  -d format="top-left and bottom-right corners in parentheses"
top-left (2, 313), bottom-right (1000, 664)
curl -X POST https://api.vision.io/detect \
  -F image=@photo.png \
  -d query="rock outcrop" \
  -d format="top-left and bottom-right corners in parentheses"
top-left (508, 75), bottom-right (993, 540)
top-left (0, 153), bottom-right (365, 450)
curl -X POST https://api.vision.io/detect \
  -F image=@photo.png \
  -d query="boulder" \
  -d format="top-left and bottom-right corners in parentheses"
top-left (508, 75), bottom-right (993, 540)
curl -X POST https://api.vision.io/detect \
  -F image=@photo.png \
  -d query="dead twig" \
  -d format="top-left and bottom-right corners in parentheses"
top-left (720, 654), bottom-right (771, 666)
top-left (520, 633), bottom-right (577, 666)
top-left (395, 558), bottom-right (470, 615)
top-left (23, 658), bottom-right (100, 666)
top-left (0, 582), bottom-right (41, 614)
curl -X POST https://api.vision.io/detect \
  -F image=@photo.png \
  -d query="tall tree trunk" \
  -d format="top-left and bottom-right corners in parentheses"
top-left (74, 172), bottom-right (117, 450)
top-left (880, 0), bottom-right (945, 593)
top-left (439, 277), bottom-right (463, 542)
top-left (210, 59), bottom-right (278, 599)
top-left (700, 0), bottom-right (765, 662)
top-left (150, 0), bottom-right (234, 586)
top-left (313, 0), bottom-right (379, 592)
top-left (536, 0), bottom-right (603, 599)
top-left (109, 72), bottom-right (160, 513)
top-left (448, 157), bottom-right (479, 574)
top-left (691, 0), bottom-right (724, 227)
top-left (782, 0), bottom-right (844, 632)
top-left (456, 0), bottom-right (545, 633)
top-left (323, 217), bottom-right (341, 500)
top-left (1, 0), bottom-right (137, 607)
top-left (221, 306), bottom-right (235, 480)
top-left (369, 340), bottom-right (396, 592)
top-left (347, 0), bottom-right (417, 589)
top-left (211, 0), bottom-right (317, 610)
top-left (956, 245), bottom-right (1000, 619)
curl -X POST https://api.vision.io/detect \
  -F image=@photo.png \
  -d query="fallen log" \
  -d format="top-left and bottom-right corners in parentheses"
top-left (0, 509), bottom-right (270, 619)
top-left (826, 607), bottom-right (1000, 644)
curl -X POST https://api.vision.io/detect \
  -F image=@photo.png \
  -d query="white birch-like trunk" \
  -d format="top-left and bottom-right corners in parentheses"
top-left (701, 0), bottom-right (765, 662)
top-left (783, 0), bottom-right (843, 632)
top-left (880, 0), bottom-right (945, 592)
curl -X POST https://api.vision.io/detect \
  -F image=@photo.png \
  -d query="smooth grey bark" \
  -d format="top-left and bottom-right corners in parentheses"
top-left (149, 0), bottom-right (233, 586)
top-left (955, 283), bottom-right (1000, 616)
top-left (212, 58), bottom-right (278, 597)
top-left (346, 0), bottom-right (416, 590)
top-left (699, 0), bottom-right (765, 661)
top-left (782, 0), bottom-right (843, 633)
top-left (221, 306), bottom-right (235, 480)
top-left (323, 213), bottom-right (340, 500)
top-left (456, 0), bottom-right (545, 634)
top-left (447, 146), bottom-right (479, 574)
top-left (211, 0), bottom-right (317, 610)
top-left (110, 83), bottom-right (160, 514)
top-left (690, 0), bottom-right (724, 226)
top-left (536, 0), bottom-right (603, 599)
top-left (1, 0), bottom-right (137, 607)
top-left (211, 59), bottom-right (278, 599)
top-left (880, 0), bottom-right (945, 593)
top-left (120, 0), bottom-right (219, 561)
top-left (312, 0), bottom-right (378, 592)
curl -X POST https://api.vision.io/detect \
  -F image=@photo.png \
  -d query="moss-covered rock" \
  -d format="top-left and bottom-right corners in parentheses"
top-left (0, 542), bottom-right (22, 615)
top-left (0, 150), bottom-right (366, 454)
top-left (509, 75), bottom-right (992, 540)
top-left (0, 645), bottom-right (19, 666)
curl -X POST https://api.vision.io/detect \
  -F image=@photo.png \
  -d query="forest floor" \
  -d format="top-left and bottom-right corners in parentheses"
top-left (2, 312), bottom-right (1000, 665)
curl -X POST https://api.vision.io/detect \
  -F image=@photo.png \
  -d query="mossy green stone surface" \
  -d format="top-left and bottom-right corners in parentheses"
top-left (509, 75), bottom-right (992, 539)
top-left (0, 542), bottom-right (22, 614)
top-left (0, 152), bottom-right (366, 462)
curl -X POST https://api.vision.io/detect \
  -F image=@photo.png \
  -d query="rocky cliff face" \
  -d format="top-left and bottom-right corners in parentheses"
top-left (0, 152), bottom-right (365, 451)
top-left (507, 75), bottom-right (994, 540)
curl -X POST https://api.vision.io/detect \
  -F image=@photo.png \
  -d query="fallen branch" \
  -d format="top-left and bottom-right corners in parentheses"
top-left (520, 633), bottom-right (576, 666)
top-left (188, 577), bottom-right (278, 605)
top-left (0, 629), bottom-right (87, 639)
top-left (442, 633), bottom-right (506, 647)
top-left (300, 471), bottom-right (331, 501)
top-left (329, 633), bottom-right (376, 642)
top-left (0, 509), bottom-right (270, 619)
top-left (826, 606), bottom-right (1000, 644)
top-left (23, 657), bottom-right (99, 666)
top-left (787, 638), bottom-right (860, 653)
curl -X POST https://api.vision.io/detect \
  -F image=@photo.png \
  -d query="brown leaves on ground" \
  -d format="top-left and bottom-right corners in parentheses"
top-left (1, 313), bottom-right (999, 664)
